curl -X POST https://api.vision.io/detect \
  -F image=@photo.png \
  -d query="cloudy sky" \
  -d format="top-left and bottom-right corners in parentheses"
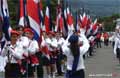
top-left (67, 0), bottom-right (120, 17)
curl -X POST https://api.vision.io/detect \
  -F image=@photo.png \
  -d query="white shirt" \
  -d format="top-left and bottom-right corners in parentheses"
top-left (17, 36), bottom-right (30, 48)
top-left (45, 37), bottom-right (58, 51)
top-left (17, 36), bottom-right (30, 58)
top-left (62, 34), bottom-right (90, 71)
top-left (114, 36), bottom-right (120, 55)
top-left (2, 44), bottom-right (24, 63)
top-left (27, 39), bottom-right (39, 55)
top-left (57, 37), bottom-right (65, 48)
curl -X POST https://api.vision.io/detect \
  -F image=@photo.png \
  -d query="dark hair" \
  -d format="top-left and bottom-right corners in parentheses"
top-left (69, 42), bottom-right (80, 57)
top-left (68, 34), bottom-right (79, 57)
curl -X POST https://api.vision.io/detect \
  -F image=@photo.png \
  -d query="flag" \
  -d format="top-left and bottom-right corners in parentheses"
top-left (92, 19), bottom-right (98, 35)
top-left (55, 11), bottom-right (63, 32)
top-left (62, 7), bottom-right (68, 36)
top-left (81, 12), bottom-right (88, 29)
top-left (18, 0), bottom-right (24, 26)
top-left (38, 0), bottom-right (44, 31)
top-left (85, 15), bottom-right (92, 36)
top-left (44, 6), bottom-right (50, 32)
top-left (55, 0), bottom-right (64, 32)
top-left (1, 0), bottom-right (11, 41)
top-left (66, 7), bottom-right (74, 31)
top-left (26, 0), bottom-right (41, 41)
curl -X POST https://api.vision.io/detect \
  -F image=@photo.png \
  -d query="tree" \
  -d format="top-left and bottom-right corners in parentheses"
top-left (99, 14), bottom-right (120, 31)
top-left (8, 0), bottom-right (57, 28)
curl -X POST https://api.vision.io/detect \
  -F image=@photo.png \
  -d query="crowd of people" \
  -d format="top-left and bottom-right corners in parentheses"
top-left (0, 24), bottom-right (120, 78)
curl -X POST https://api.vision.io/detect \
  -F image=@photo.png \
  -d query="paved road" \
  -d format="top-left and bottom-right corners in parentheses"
top-left (0, 44), bottom-right (120, 78)
top-left (57, 44), bottom-right (120, 78)
top-left (85, 44), bottom-right (120, 78)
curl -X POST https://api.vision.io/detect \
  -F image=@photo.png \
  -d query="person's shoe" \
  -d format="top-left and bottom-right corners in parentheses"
top-left (48, 74), bottom-right (51, 78)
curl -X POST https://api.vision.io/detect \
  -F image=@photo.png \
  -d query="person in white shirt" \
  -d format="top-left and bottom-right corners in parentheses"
top-left (45, 31), bottom-right (58, 78)
top-left (24, 28), bottom-right (40, 78)
top-left (56, 32), bottom-right (65, 76)
top-left (2, 30), bottom-right (23, 78)
top-left (62, 33), bottom-right (90, 78)
top-left (114, 26), bottom-right (120, 64)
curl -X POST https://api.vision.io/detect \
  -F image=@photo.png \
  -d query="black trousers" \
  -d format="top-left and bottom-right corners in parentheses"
top-left (116, 48), bottom-right (120, 59)
top-left (104, 39), bottom-right (109, 46)
top-left (56, 54), bottom-right (63, 75)
top-left (96, 38), bottom-right (101, 48)
top-left (66, 69), bottom-right (85, 78)
top-left (37, 64), bottom-right (43, 78)
top-left (5, 63), bottom-right (21, 78)
top-left (89, 46), bottom-right (93, 56)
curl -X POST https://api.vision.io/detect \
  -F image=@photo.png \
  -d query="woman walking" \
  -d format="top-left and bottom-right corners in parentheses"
top-left (62, 33), bottom-right (90, 78)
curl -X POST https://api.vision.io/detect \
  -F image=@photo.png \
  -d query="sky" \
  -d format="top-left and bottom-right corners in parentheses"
top-left (67, 0), bottom-right (120, 17)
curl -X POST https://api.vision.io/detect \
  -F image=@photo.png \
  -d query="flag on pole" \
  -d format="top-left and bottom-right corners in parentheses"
top-left (18, 0), bottom-right (26, 27)
top-left (44, 0), bottom-right (53, 32)
top-left (55, 0), bottom-right (64, 32)
top-left (1, 0), bottom-right (11, 41)
top-left (44, 6), bottom-right (50, 32)
top-left (85, 15), bottom-right (92, 36)
top-left (66, 7), bottom-right (74, 31)
top-left (91, 19), bottom-right (98, 35)
top-left (26, 0), bottom-right (41, 41)
top-left (81, 12), bottom-right (88, 29)
top-left (38, 0), bottom-right (44, 31)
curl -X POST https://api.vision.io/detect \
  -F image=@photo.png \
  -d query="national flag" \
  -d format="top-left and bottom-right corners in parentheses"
top-left (55, 10), bottom-right (64, 32)
top-left (81, 12), bottom-right (88, 29)
top-left (66, 7), bottom-right (74, 31)
top-left (62, 7), bottom-right (68, 36)
top-left (26, 0), bottom-right (41, 41)
top-left (44, 0), bottom-right (53, 32)
top-left (1, 0), bottom-right (11, 41)
top-left (85, 15), bottom-right (92, 36)
top-left (38, 0), bottom-right (44, 31)
top-left (44, 6), bottom-right (50, 32)
top-left (91, 19), bottom-right (98, 35)
top-left (55, 0), bottom-right (64, 32)
top-left (19, 0), bottom-right (30, 27)
top-left (18, 0), bottom-right (25, 26)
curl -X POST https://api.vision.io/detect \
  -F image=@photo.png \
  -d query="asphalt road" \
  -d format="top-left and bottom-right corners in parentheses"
top-left (85, 44), bottom-right (120, 78)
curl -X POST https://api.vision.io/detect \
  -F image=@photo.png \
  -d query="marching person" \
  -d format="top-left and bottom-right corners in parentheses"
top-left (40, 31), bottom-right (51, 78)
top-left (24, 28), bottom-right (40, 78)
top-left (114, 26), bottom-right (120, 64)
top-left (96, 32), bottom-right (102, 48)
top-left (103, 32), bottom-right (109, 46)
top-left (55, 32), bottom-right (65, 76)
top-left (1, 30), bottom-right (23, 78)
top-left (45, 31), bottom-right (58, 78)
top-left (61, 32), bottom-right (90, 78)
top-left (88, 35), bottom-right (95, 56)
top-left (16, 26), bottom-right (30, 78)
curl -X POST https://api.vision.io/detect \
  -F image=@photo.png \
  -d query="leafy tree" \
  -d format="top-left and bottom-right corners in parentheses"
top-left (8, 0), bottom-right (57, 28)
top-left (99, 14), bottom-right (120, 31)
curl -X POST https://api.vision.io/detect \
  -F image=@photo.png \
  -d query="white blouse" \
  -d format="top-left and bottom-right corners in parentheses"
top-left (62, 34), bottom-right (90, 71)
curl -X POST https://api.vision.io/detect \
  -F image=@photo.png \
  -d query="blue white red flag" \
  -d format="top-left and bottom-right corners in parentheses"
top-left (26, 0), bottom-right (41, 41)
top-left (1, 0), bottom-right (11, 41)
